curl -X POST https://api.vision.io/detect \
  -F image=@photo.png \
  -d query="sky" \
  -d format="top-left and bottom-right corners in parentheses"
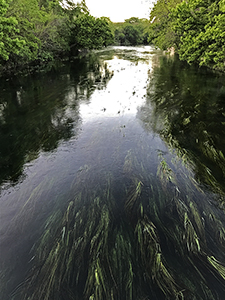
top-left (85, 0), bottom-right (154, 22)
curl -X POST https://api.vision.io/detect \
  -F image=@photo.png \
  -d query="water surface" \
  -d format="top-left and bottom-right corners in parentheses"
top-left (1, 46), bottom-right (225, 300)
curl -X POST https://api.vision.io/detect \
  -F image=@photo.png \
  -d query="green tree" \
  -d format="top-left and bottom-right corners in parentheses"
top-left (149, 0), bottom-right (225, 70)
top-left (114, 29), bottom-right (125, 45)
top-left (6, 0), bottom-right (71, 63)
top-left (147, 0), bottom-right (182, 50)
top-left (71, 14), bottom-right (114, 50)
top-left (123, 25), bottom-right (142, 45)
top-left (172, 0), bottom-right (225, 70)
top-left (0, 0), bottom-right (25, 61)
top-left (113, 17), bottom-right (149, 46)
top-left (61, 0), bottom-right (89, 20)
top-left (95, 17), bottom-right (114, 47)
top-left (0, 0), bottom-right (114, 73)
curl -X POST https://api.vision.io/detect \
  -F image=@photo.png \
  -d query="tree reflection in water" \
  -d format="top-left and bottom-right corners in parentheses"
top-left (0, 55), bottom-right (113, 185)
top-left (139, 54), bottom-right (225, 196)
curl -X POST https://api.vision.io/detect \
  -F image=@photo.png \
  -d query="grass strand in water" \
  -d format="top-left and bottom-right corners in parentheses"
top-left (15, 150), bottom-right (225, 300)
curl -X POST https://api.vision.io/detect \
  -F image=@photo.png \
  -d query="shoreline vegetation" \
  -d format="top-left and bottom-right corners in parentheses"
top-left (0, 0), bottom-right (149, 77)
top-left (2, 0), bottom-right (225, 77)
top-left (148, 0), bottom-right (225, 72)
top-left (0, 0), bottom-right (112, 77)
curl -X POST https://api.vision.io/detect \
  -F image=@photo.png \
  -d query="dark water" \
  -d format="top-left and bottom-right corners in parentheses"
top-left (1, 46), bottom-right (225, 300)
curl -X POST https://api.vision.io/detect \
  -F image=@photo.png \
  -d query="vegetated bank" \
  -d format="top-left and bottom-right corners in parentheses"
top-left (2, 0), bottom-right (225, 76)
top-left (0, 0), bottom-right (152, 77)
top-left (0, 0), bottom-right (115, 76)
top-left (148, 0), bottom-right (225, 72)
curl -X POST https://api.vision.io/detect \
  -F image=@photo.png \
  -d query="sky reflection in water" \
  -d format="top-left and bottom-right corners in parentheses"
top-left (80, 54), bottom-right (152, 120)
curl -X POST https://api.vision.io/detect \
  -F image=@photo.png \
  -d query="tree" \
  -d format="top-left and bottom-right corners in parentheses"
top-left (0, 0), bottom-right (25, 61)
top-left (123, 25), bottom-right (142, 45)
top-left (6, 0), bottom-right (71, 63)
top-left (147, 0), bottom-right (225, 71)
top-left (0, 0), bottom-right (114, 73)
top-left (95, 17), bottom-right (114, 47)
top-left (61, 0), bottom-right (89, 20)
top-left (172, 0), bottom-right (225, 70)
top-left (71, 14), bottom-right (114, 50)
top-left (113, 17), bottom-right (149, 46)
top-left (147, 0), bottom-right (182, 50)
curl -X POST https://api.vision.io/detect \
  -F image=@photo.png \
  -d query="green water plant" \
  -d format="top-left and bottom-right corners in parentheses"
top-left (12, 148), bottom-right (225, 300)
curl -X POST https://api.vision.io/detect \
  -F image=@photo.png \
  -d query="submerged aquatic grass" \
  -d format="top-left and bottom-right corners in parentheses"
top-left (207, 256), bottom-right (225, 281)
top-left (0, 137), bottom-right (221, 300)
top-left (8, 148), bottom-right (225, 300)
top-left (1, 46), bottom-right (225, 300)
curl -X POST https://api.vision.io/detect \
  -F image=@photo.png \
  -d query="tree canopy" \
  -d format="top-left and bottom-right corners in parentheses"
top-left (0, 0), bottom-right (114, 73)
top-left (173, 0), bottom-right (225, 70)
top-left (71, 14), bottom-right (114, 50)
top-left (147, 0), bottom-right (183, 50)
top-left (0, 0), bottom-right (26, 61)
top-left (3, 0), bottom-right (225, 73)
top-left (114, 18), bottom-right (149, 46)
top-left (148, 0), bottom-right (225, 71)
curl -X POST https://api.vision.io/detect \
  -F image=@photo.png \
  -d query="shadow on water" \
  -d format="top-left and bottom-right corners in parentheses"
top-left (139, 54), bottom-right (225, 196)
top-left (0, 55), bottom-right (113, 186)
top-left (0, 53), bottom-right (114, 298)
top-left (1, 47), bottom-right (225, 300)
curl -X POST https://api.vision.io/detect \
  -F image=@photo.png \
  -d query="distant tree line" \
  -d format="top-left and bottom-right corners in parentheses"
top-left (113, 17), bottom-right (149, 46)
top-left (148, 0), bottom-right (225, 71)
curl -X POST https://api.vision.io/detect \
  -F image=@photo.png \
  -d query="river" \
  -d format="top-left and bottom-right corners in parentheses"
top-left (1, 46), bottom-right (225, 300)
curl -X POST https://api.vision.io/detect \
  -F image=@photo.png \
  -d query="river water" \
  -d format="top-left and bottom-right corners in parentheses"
top-left (1, 46), bottom-right (225, 300)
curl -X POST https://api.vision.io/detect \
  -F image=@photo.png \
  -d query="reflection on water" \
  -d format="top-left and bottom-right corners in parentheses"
top-left (0, 55), bottom-right (113, 185)
top-left (139, 55), bottom-right (225, 195)
top-left (1, 46), bottom-right (225, 300)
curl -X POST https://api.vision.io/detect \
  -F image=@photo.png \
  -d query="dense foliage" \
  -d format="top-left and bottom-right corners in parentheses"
top-left (148, 0), bottom-right (225, 71)
top-left (0, 0), bottom-right (26, 61)
top-left (0, 0), bottom-right (114, 73)
top-left (2, 0), bottom-right (225, 73)
top-left (148, 0), bottom-right (182, 50)
top-left (114, 17), bottom-right (149, 46)
top-left (71, 15), bottom-right (114, 50)
top-left (0, 1), bottom-right (152, 74)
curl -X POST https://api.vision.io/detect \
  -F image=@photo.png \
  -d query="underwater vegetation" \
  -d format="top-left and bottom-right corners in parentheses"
top-left (141, 55), bottom-right (225, 200)
top-left (1, 48), bottom-right (225, 300)
top-left (10, 147), bottom-right (225, 300)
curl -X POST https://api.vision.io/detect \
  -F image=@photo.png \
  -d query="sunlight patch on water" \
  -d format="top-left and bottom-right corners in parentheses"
top-left (80, 55), bottom-right (152, 121)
